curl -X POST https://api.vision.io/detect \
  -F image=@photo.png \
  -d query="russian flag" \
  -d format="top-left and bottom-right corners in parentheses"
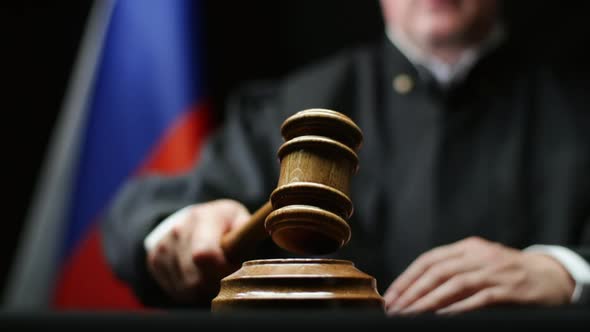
top-left (4, 0), bottom-right (214, 309)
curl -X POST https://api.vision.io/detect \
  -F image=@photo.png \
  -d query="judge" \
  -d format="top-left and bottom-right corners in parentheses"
top-left (102, 0), bottom-right (590, 314)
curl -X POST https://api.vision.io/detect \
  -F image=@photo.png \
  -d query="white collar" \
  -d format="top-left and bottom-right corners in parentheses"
top-left (386, 23), bottom-right (506, 89)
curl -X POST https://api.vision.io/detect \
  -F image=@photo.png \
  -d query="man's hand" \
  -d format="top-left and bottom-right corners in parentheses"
top-left (146, 199), bottom-right (251, 304)
top-left (384, 236), bottom-right (575, 315)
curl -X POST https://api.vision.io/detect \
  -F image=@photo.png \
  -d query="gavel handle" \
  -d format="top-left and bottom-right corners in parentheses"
top-left (220, 201), bottom-right (273, 262)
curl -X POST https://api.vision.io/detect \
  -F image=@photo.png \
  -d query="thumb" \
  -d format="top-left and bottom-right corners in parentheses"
top-left (225, 201), bottom-right (252, 233)
top-left (189, 208), bottom-right (228, 266)
top-left (189, 199), bottom-right (251, 265)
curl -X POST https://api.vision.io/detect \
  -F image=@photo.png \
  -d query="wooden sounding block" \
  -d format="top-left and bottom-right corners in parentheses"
top-left (212, 259), bottom-right (383, 311)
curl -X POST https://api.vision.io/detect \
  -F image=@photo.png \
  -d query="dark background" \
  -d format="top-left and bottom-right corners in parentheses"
top-left (1, 0), bottom-right (589, 301)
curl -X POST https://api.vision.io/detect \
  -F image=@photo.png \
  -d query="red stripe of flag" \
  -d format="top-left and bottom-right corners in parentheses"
top-left (53, 105), bottom-right (215, 309)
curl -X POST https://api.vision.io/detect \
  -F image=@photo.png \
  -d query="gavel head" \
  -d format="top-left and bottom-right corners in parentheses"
top-left (264, 109), bottom-right (363, 255)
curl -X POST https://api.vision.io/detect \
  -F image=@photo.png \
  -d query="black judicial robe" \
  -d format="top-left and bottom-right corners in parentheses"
top-left (101, 35), bottom-right (590, 307)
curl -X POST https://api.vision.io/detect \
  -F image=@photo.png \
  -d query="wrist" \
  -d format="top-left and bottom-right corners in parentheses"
top-left (525, 252), bottom-right (575, 303)
top-left (524, 244), bottom-right (590, 303)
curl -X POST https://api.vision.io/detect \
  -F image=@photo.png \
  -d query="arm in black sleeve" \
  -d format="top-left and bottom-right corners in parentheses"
top-left (99, 82), bottom-right (286, 307)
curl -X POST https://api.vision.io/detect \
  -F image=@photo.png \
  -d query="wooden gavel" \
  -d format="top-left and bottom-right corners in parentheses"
top-left (212, 108), bottom-right (383, 311)
top-left (220, 108), bottom-right (363, 259)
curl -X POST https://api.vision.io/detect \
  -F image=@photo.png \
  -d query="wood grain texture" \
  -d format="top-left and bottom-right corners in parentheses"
top-left (221, 108), bottom-right (363, 258)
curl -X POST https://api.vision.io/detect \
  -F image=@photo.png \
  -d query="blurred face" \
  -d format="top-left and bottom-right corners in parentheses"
top-left (380, 0), bottom-right (498, 50)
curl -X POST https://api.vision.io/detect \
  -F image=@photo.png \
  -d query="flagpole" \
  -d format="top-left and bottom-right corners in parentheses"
top-left (3, 0), bottom-right (115, 309)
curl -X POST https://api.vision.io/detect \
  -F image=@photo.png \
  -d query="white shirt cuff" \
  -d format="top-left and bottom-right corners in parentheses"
top-left (524, 244), bottom-right (590, 303)
top-left (144, 205), bottom-right (193, 252)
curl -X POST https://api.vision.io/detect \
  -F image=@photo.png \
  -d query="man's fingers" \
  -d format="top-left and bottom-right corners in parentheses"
top-left (383, 288), bottom-right (399, 308)
top-left (147, 244), bottom-right (181, 294)
top-left (177, 248), bottom-right (202, 288)
top-left (387, 257), bottom-right (479, 311)
top-left (385, 243), bottom-right (464, 305)
top-left (436, 287), bottom-right (510, 315)
top-left (394, 269), bottom-right (491, 314)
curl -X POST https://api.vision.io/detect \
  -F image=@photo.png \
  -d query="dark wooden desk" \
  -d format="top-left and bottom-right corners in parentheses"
top-left (1, 306), bottom-right (588, 330)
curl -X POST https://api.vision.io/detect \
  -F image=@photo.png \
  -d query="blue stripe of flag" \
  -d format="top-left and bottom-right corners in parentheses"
top-left (63, 0), bottom-right (205, 259)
